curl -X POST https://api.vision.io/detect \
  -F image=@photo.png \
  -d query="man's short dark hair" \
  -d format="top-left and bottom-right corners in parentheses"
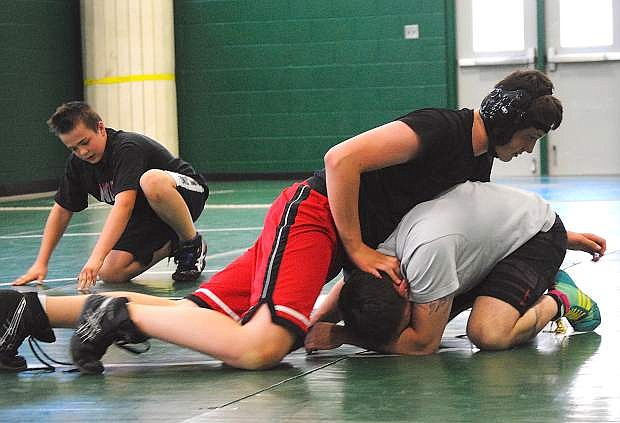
top-left (47, 101), bottom-right (102, 135)
top-left (338, 269), bottom-right (407, 348)
top-left (496, 69), bottom-right (563, 133)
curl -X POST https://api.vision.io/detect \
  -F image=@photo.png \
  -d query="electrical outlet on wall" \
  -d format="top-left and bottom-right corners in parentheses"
top-left (404, 24), bottom-right (419, 39)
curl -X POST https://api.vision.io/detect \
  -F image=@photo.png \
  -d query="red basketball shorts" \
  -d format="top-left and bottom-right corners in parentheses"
top-left (186, 182), bottom-right (341, 344)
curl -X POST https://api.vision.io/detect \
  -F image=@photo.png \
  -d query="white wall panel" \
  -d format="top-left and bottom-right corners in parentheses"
top-left (81, 0), bottom-right (179, 155)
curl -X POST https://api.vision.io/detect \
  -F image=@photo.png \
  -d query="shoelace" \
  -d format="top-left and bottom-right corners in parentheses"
top-left (114, 339), bottom-right (151, 354)
top-left (554, 319), bottom-right (568, 334)
top-left (23, 336), bottom-right (151, 373)
top-left (27, 337), bottom-right (73, 372)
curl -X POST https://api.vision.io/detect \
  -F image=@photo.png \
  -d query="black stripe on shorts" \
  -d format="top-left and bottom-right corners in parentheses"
top-left (260, 184), bottom-right (312, 301)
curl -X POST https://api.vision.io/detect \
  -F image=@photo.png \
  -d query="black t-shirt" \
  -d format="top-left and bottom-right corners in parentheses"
top-left (55, 128), bottom-right (208, 212)
top-left (310, 108), bottom-right (493, 250)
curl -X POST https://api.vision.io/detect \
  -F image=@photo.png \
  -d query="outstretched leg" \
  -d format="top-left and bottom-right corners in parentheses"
top-left (38, 181), bottom-right (336, 373)
top-left (44, 291), bottom-right (182, 327)
top-left (129, 302), bottom-right (295, 369)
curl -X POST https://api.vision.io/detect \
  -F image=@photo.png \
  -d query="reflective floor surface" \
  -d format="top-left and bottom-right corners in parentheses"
top-left (0, 176), bottom-right (618, 422)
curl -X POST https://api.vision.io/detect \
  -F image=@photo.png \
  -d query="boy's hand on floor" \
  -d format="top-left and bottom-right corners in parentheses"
top-left (78, 257), bottom-right (104, 291)
top-left (12, 262), bottom-right (48, 286)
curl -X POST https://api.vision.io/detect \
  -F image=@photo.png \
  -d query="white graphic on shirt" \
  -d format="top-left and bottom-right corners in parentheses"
top-left (99, 181), bottom-right (115, 203)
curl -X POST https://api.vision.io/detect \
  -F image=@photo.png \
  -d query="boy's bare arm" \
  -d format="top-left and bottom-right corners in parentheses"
top-left (310, 277), bottom-right (344, 325)
top-left (324, 121), bottom-right (422, 285)
top-left (384, 295), bottom-right (453, 355)
top-left (78, 189), bottom-right (136, 289)
top-left (13, 203), bottom-right (73, 285)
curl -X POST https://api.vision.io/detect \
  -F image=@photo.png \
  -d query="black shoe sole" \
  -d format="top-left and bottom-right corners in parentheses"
top-left (172, 270), bottom-right (201, 282)
top-left (74, 359), bottom-right (105, 375)
top-left (0, 354), bottom-right (27, 371)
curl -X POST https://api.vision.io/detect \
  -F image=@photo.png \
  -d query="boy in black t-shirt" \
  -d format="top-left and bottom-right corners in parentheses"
top-left (13, 102), bottom-right (209, 290)
top-left (312, 69), bottom-right (566, 287)
top-left (307, 70), bottom-right (605, 350)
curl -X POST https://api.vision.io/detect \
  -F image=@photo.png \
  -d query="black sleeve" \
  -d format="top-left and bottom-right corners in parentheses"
top-left (54, 157), bottom-right (89, 212)
top-left (111, 142), bottom-right (146, 196)
top-left (473, 154), bottom-right (493, 182)
top-left (397, 109), bottom-right (458, 160)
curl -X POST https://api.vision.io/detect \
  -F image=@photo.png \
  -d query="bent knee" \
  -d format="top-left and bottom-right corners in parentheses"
top-left (232, 348), bottom-right (287, 370)
top-left (223, 333), bottom-right (293, 370)
top-left (139, 169), bottom-right (173, 200)
top-left (467, 325), bottom-right (512, 351)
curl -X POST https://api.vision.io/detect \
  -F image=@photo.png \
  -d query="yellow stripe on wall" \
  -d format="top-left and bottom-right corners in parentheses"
top-left (84, 73), bottom-right (175, 86)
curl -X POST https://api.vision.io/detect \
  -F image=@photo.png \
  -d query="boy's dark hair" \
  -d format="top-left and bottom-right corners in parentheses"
top-left (338, 269), bottom-right (407, 348)
top-left (480, 70), bottom-right (563, 153)
top-left (47, 101), bottom-right (102, 135)
top-left (496, 69), bottom-right (563, 133)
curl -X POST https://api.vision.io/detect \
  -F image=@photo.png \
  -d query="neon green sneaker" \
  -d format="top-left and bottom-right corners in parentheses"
top-left (548, 270), bottom-right (601, 332)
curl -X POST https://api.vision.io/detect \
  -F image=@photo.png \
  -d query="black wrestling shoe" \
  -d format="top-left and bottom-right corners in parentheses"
top-left (172, 234), bottom-right (207, 282)
top-left (70, 295), bottom-right (148, 375)
top-left (0, 290), bottom-right (55, 371)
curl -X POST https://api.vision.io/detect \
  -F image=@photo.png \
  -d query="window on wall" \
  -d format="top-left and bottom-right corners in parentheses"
top-left (560, 0), bottom-right (613, 48)
top-left (548, 0), bottom-right (620, 62)
top-left (473, 0), bottom-right (525, 53)
top-left (457, 0), bottom-right (536, 67)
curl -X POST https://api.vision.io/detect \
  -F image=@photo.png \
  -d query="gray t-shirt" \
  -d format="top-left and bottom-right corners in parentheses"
top-left (376, 181), bottom-right (556, 303)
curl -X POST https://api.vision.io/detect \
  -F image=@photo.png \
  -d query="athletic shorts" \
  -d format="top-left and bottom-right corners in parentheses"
top-left (186, 182), bottom-right (341, 349)
top-left (113, 171), bottom-right (208, 265)
top-left (451, 214), bottom-right (567, 317)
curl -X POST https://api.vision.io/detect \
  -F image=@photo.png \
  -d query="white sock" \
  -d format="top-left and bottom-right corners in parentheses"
top-left (37, 294), bottom-right (48, 313)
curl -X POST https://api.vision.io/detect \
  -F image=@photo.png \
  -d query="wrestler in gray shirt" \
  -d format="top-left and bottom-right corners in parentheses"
top-left (377, 181), bottom-right (556, 303)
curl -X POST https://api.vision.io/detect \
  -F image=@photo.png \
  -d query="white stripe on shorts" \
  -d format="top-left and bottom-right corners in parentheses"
top-left (165, 171), bottom-right (205, 194)
top-left (195, 288), bottom-right (241, 322)
top-left (274, 304), bottom-right (312, 328)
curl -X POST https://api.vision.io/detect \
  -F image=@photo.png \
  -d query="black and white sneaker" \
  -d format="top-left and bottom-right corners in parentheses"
top-left (0, 290), bottom-right (55, 371)
top-left (70, 295), bottom-right (148, 375)
top-left (172, 234), bottom-right (207, 282)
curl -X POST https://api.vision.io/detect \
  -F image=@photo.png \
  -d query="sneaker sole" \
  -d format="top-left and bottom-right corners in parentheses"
top-left (0, 354), bottom-right (27, 371)
top-left (172, 270), bottom-right (202, 282)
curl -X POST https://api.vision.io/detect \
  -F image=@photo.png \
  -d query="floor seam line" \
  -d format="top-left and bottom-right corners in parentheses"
top-left (186, 355), bottom-right (352, 419)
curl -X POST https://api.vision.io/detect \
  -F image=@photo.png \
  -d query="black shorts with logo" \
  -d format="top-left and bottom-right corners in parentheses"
top-left (113, 172), bottom-right (208, 265)
top-left (451, 214), bottom-right (567, 317)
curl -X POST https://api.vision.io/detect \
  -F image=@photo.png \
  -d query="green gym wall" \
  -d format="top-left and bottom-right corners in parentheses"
top-left (0, 0), bottom-right (455, 193)
top-left (0, 0), bottom-right (82, 196)
top-left (174, 0), bottom-right (456, 176)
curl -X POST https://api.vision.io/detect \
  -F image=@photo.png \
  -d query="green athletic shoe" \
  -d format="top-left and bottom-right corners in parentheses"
top-left (548, 270), bottom-right (601, 332)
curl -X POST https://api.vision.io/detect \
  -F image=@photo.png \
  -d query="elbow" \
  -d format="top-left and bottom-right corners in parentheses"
top-left (390, 333), bottom-right (440, 356)
top-left (411, 342), bottom-right (439, 356)
top-left (323, 146), bottom-right (342, 173)
top-left (324, 143), bottom-right (358, 176)
top-left (402, 336), bottom-right (441, 356)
